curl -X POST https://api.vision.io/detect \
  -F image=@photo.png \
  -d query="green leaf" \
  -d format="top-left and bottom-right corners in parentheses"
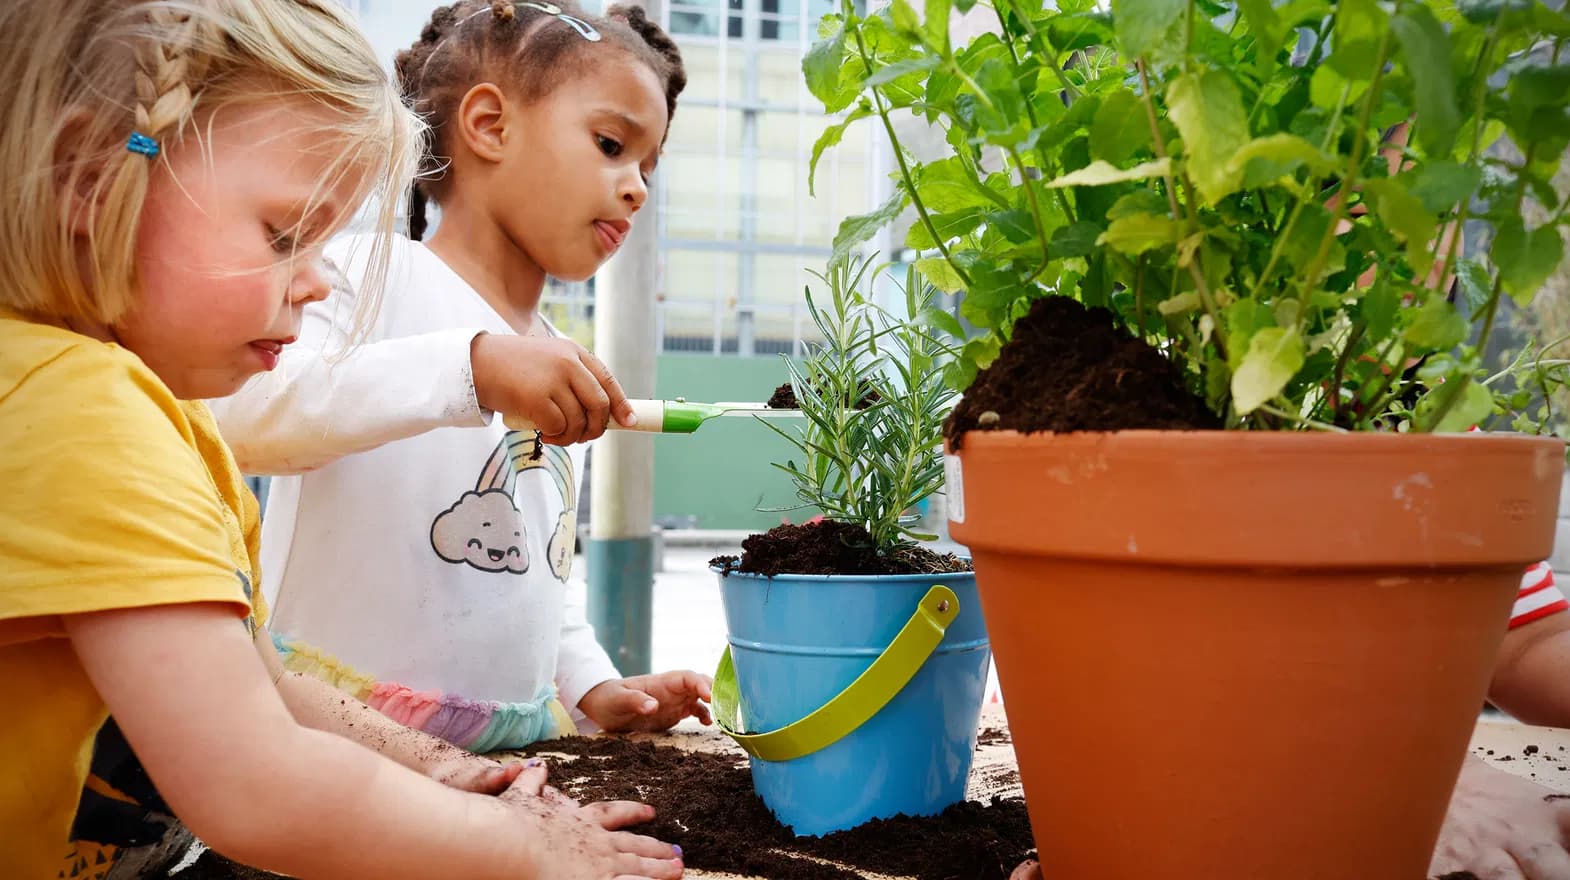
top-left (1107, 190), bottom-right (1170, 220)
top-left (925, 0), bottom-right (952, 48)
top-left (915, 157), bottom-right (1000, 212)
top-left (1158, 291), bottom-right (1203, 315)
top-left (803, 19), bottom-right (848, 108)
top-left (1090, 89), bottom-right (1153, 165)
top-left (1399, 160), bottom-right (1482, 214)
top-left (1236, 0), bottom-right (1285, 63)
top-left (864, 54), bottom-right (942, 88)
top-left (1226, 133), bottom-right (1335, 190)
top-left (1391, 6), bottom-right (1460, 157)
top-left (1050, 221), bottom-right (1106, 258)
top-left (890, 0), bottom-right (920, 35)
top-left (1417, 378), bottom-right (1494, 433)
top-left (1402, 297), bottom-right (1468, 351)
top-left (1364, 179), bottom-right (1437, 275)
top-left (1456, 0), bottom-right (1533, 24)
top-left (1361, 279), bottom-right (1400, 340)
top-left (1224, 299), bottom-right (1275, 370)
top-left (916, 257), bottom-right (967, 293)
top-left (1309, 64), bottom-right (1367, 110)
top-left (1097, 212), bottom-right (1182, 255)
top-left (1044, 157), bottom-right (1172, 188)
top-left (920, 305), bottom-right (967, 339)
top-left (1168, 71), bottom-right (1250, 205)
top-left (906, 209), bottom-right (984, 250)
top-left (808, 108), bottom-right (870, 197)
top-left (831, 189), bottom-right (907, 265)
top-left (1231, 327), bottom-right (1306, 414)
top-left (1494, 217), bottom-right (1566, 305)
top-left (1455, 258), bottom-right (1492, 312)
top-left (986, 210), bottom-right (1037, 244)
top-left (1113, 0), bottom-right (1185, 59)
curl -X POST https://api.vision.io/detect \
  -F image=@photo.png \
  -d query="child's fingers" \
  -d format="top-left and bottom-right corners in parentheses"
top-left (579, 350), bottom-right (635, 428)
top-left (610, 832), bottom-right (681, 862)
top-left (549, 387), bottom-right (589, 445)
top-left (531, 398), bottom-right (569, 439)
top-left (501, 759), bottom-right (550, 800)
top-left (612, 854), bottom-right (686, 880)
top-left (566, 357), bottom-right (612, 440)
top-left (690, 699), bottom-right (712, 726)
top-left (580, 799), bottom-right (657, 830)
top-left (473, 761), bottom-right (527, 794)
top-left (615, 685), bottom-right (660, 716)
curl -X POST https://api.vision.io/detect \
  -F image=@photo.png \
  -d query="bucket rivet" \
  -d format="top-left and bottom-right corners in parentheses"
top-left (938, 600), bottom-right (951, 613)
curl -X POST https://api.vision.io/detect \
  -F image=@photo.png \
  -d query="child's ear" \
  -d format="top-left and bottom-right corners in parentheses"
top-left (53, 111), bottom-right (111, 236)
top-left (455, 83), bottom-right (511, 165)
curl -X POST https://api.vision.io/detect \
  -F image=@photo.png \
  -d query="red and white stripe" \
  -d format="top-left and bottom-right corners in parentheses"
top-left (1513, 561), bottom-right (1568, 629)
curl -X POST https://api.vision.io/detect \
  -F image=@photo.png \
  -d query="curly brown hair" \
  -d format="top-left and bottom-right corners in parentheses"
top-left (395, 0), bottom-right (686, 240)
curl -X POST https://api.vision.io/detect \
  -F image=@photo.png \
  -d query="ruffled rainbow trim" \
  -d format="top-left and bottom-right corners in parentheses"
top-left (273, 633), bottom-right (573, 752)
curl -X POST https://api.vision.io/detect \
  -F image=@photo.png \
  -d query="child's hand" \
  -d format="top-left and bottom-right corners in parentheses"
top-left (498, 769), bottom-right (684, 879)
top-left (578, 671), bottom-right (714, 733)
top-left (426, 753), bottom-right (532, 795)
top-left (471, 332), bottom-right (637, 445)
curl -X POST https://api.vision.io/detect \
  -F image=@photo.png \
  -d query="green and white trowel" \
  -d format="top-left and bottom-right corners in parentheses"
top-left (502, 398), bottom-right (804, 435)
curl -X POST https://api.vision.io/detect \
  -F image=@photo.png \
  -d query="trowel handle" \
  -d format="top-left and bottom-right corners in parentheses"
top-left (502, 398), bottom-right (670, 434)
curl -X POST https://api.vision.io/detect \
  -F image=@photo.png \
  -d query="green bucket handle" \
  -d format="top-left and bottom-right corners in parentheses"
top-left (712, 585), bottom-right (961, 763)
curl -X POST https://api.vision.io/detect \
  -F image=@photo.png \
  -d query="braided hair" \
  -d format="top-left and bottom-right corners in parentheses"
top-left (396, 1), bottom-right (687, 240)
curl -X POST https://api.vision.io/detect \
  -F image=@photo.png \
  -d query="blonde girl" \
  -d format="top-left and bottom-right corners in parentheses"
top-left (0, 2), bottom-right (682, 878)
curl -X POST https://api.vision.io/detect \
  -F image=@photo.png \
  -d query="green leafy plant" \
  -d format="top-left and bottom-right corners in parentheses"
top-left (764, 257), bottom-right (959, 554)
top-left (808, 0), bottom-right (1570, 432)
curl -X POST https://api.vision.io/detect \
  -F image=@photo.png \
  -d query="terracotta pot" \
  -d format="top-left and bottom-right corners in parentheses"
top-left (945, 431), bottom-right (1563, 880)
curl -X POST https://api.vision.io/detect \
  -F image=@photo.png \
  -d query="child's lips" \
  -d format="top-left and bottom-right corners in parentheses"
top-left (249, 337), bottom-right (295, 371)
top-left (594, 219), bottom-right (630, 252)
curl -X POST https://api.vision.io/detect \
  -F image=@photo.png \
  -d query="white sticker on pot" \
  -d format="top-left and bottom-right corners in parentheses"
top-left (944, 454), bottom-right (966, 524)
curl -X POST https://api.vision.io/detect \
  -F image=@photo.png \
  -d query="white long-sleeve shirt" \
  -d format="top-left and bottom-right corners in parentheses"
top-left (210, 234), bottom-right (620, 750)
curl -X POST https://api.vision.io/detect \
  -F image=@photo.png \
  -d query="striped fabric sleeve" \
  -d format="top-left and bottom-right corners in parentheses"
top-left (1512, 562), bottom-right (1569, 629)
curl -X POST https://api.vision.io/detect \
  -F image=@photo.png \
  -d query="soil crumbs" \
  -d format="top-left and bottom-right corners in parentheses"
top-left (711, 521), bottom-right (973, 577)
top-left (766, 382), bottom-right (880, 412)
top-left (946, 296), bottom-right (1220, 446)
top-left (525, 735), bottom-right (1035, 880)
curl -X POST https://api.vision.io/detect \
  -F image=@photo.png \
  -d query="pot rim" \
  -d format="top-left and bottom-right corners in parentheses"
top-left (709, 564), bottom-right (976, 583)
top-left (948, 428), bottom-right (1565, 452)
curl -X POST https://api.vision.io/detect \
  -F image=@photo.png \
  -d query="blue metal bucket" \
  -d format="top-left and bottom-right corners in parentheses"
top-left (715, 568), bottom-right (990, 836)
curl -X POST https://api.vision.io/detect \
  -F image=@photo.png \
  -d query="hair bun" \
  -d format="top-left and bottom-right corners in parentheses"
top-left (492, 1), bottom-right (516, 21)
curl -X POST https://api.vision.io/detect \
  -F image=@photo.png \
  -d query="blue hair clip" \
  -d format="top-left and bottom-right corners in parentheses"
top-left (126, 132), bottom-right (160, 159)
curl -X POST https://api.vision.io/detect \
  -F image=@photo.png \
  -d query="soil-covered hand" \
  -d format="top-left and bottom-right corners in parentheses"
top-left (1429, 754), bottom-right (1570, 879)
top-left (426, 753), bottom-right (529, 795)
top-left (471, 332), bottom-right (636, 446)
top-left (578, 671), bottom-right (714, 733)
top-left (498, 766), bottom-right (684, 879)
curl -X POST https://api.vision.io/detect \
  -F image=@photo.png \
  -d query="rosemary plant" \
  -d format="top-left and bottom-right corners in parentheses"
top-left (764, 257), bottom-right (960, 555)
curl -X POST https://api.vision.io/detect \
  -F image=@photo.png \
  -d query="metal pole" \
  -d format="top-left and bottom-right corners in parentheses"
top-left (586, 3), bottom-right (664, 672)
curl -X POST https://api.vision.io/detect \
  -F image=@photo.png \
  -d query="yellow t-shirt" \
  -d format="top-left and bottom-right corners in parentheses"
top-left (0, 314), bottom-right (266, 879)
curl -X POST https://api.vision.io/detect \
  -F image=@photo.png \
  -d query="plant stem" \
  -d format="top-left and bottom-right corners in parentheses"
top-left (1258, 402), bottom-right (1350, 432)
top-left (997, 0), bottom-right (1081, 99)
top-left (1135, 59), bottom-right (1227, 360)
top-left (1329, 319), bottom-right (1366, 423)
top-left (1006, 145), bottom-right (1056, 276)
top-left (850, 23), bottom-right (971, 287)
top-left (1432, 32), bottom-right (1498, 293)
top-left (1292, 24), bottom-right (1397, 328)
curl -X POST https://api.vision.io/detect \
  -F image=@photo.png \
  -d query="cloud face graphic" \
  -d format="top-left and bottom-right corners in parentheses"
top-left (431, 490), bottom-right (529, 574)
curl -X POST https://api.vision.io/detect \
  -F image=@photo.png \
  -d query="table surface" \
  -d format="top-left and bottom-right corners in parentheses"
top-left (599, 706), bottom-right (1570, 880)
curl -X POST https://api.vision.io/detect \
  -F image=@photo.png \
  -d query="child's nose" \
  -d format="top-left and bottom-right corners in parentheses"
top-left (621, 173), bottom-right (648, 213)
top-left (291, 259), bottom-right (333, 305)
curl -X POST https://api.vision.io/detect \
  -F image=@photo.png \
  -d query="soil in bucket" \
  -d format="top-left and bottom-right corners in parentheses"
top-left (944, 296), bottom-right (1221, 446)
top-left (711, 520), bottom-right (972, 577)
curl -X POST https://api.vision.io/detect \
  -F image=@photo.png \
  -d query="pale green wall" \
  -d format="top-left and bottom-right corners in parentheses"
top-left (652, 354), bottom-right (816, 530)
